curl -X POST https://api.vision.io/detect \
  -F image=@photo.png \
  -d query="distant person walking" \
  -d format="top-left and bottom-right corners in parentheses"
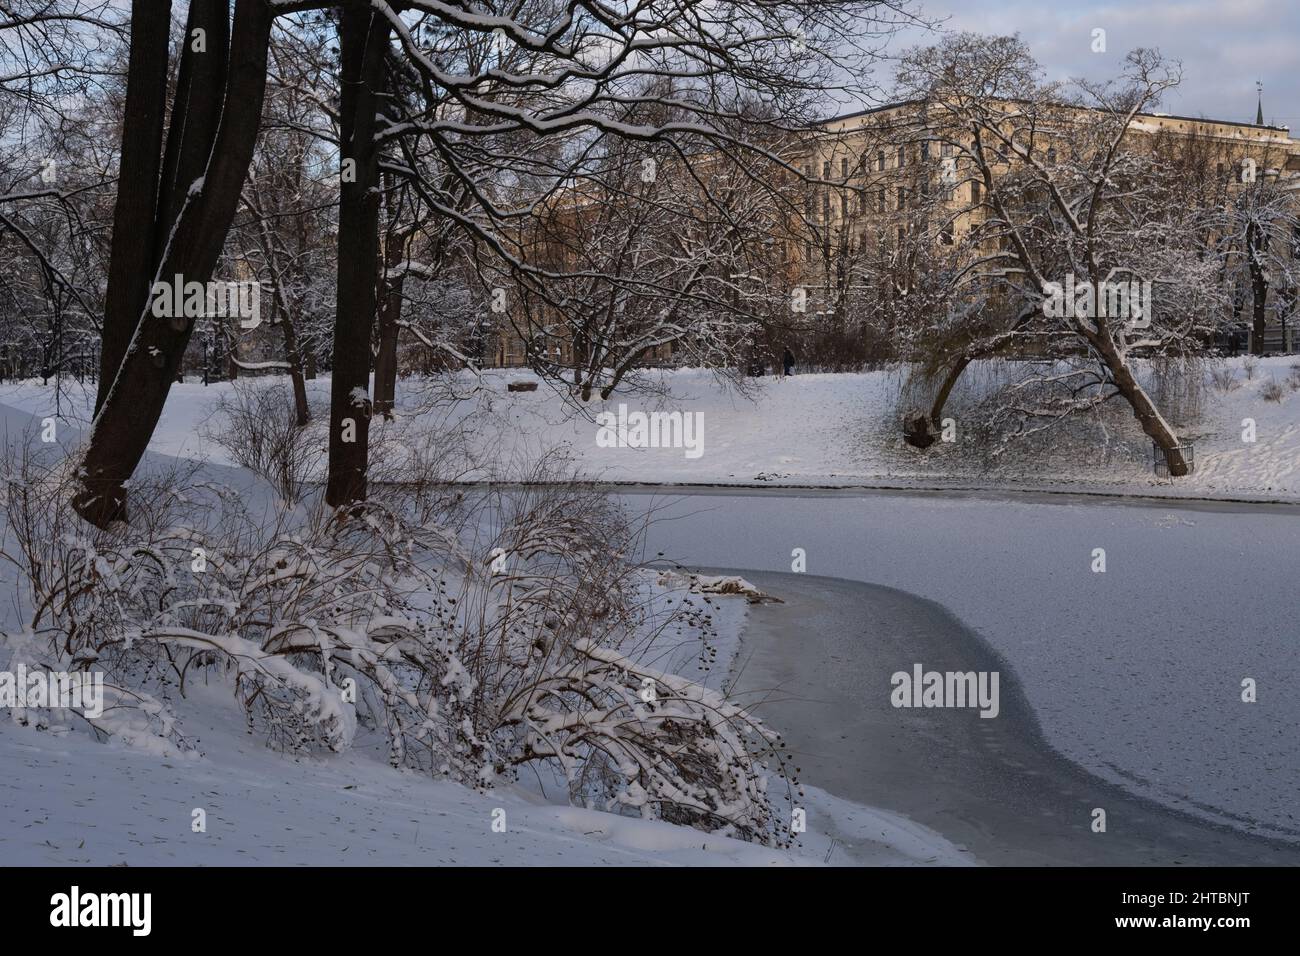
top-left (782, 346), bottom-right (796, 377)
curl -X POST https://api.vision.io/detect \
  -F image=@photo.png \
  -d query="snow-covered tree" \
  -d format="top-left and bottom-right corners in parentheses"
top-left (1220, 170), bottom-right (1300, 355)
top-left (891, 36), bottom-right (1228, 473)
top-left (61, 0), bottom-right (923, 523)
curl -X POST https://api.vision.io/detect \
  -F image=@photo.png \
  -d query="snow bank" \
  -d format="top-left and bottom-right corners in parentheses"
top-left (7, 355), bottom-right (1296, 501)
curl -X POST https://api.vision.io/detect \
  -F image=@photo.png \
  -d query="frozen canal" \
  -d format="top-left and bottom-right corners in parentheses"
top-left (620, 488), bottom-right (1300, 850)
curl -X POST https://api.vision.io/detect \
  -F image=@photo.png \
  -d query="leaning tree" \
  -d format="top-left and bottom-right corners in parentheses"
top-left (891, 36), bottom-right (1226, 473)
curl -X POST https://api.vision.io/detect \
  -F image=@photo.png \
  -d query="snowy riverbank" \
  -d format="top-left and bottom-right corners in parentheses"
top-left (5, 356), bottom-right (1297, 502)
top-left (0, 401), bottom-right (966, 867)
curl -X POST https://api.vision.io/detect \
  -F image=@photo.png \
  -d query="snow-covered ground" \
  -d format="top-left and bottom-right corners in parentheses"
top-left (5, 355), bottom-right (1296, 500)
top-left (0, 579), bottom-right (967, 866)
top-left (0, 400), bottom-right (967, 867)
top-left (1, 677), bottom-right (967, 866)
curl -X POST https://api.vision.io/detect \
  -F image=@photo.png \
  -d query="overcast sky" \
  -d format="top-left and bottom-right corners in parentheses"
top-left (883, 0), bottom-right (1298, 128)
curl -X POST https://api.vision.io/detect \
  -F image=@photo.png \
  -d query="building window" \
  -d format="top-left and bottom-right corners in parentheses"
top-left (877, 150), bottom-right (885, 172)
top-left (897, 186), bottom-right (905, 210)
top-left (840, 157), bottom-right (849, 179)
top-left (897, 146), bottom-right (906, 168)
top-left (877, 189), bottom-right (886, 213)
top-left (972, 180), bottom-right (981, 203)
top-left (823, 160), bottom-right (831, 179)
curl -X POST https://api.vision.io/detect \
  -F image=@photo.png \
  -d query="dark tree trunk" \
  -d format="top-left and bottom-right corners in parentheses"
top-left (226, 329), bottom-right (239, 380)
top-left (373, 269), bottom-right (404, 419)
top-left (267, 283), bottom-right (309, 425)
top-left (93, 0), bottom-right (172, 416)
top-left (325, 4), bottom-right (389, 507)
top-left (1247, 221), bottom-right (1269, 356)
top-left (74, 0), bottom-right (273, 527)
top-left (903, 354), bottom-right (972, 449)
top-left (373, 184), bottom-right (406, 421)
top-left (282, 313), bottom-right (310, 427)
top-left (929, 354), bottom-right (971, 426)
top-left (573, 327), bottom-right (592, 400)
top-left (155, 0), bottom-right (229, 260)
top-left (251, 188), bottom-right (311, 426)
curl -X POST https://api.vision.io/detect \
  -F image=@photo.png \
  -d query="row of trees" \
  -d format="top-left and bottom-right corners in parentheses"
top-left (3, 4), bottom-right (1297, 518)
top-left (1, 0), bottom-right (925, 526)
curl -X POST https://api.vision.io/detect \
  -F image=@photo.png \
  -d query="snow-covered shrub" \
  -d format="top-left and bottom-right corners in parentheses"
top-left (1260, 378), bottom-right (1286, 403)
top-left (1145, 356), bottom-right (1206, 426)
top-left (890, 356), bottom-right (1208, 474)
top-left (0, 443), bottom-right (210, 752)
top-left (0, 439), bottom-right (790, 844)
top-left (1208, 365), bottom-right (1239, 392)
top-left (203, 381), bottom-right (323, 502)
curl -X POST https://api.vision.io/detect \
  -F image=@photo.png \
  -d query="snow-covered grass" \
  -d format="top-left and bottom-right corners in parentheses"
top-left (0, 638), bottom-right (966, 867)
top-left (6, 354), bottom-right (1297, 501)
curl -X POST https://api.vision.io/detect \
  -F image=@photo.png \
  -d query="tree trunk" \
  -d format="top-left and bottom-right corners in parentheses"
top-left (903, 354), bottom-right (971, 449)
top-left (373, 187), bottom-right (406, 421)
top-left (573, 327), bottom-right (592, 401)
top-left (246, 169), bottom-right (311, 427)
top-left (325, 4), bottom-right (388, 507)
top-left (93, 0), bottom-right (172, 416)
top-left (1247, 222), bottom-right (1269, 356)
top-left (373, 274), bottom-right (403, 419)
top-left (929, 354), bottom-right (971, 426)
top-left (1095, 337), bottom-right (1190, 477)
top-left (224, 320), bottom-right (240, 380)
top-left (286, 341), bottom-right (310, 426)
top-left (74, 0), bottom-right (273, 527)
top-left (274, 288), bottom-right (310, 426)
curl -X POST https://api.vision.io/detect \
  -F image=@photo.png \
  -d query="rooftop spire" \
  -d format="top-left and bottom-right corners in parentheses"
top-left (1256, 80), bottom-right (1264, 126)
